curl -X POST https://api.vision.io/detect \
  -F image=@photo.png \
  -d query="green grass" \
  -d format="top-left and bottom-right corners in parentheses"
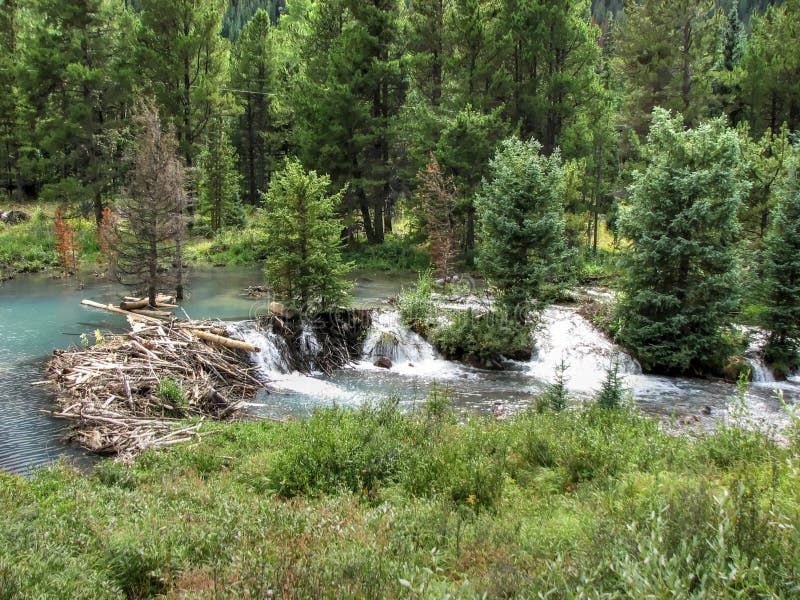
top-left (0, 206), bottom-right (101, 278)
top-left (343, 234), bottom-right (430, 272)
top-left (1, 396), bottom-right (798, 598)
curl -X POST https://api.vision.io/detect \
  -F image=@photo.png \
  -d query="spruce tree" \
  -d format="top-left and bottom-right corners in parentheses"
top-left (761, 153), bottom-right (800, 377)
top-left (617, 109), bottom-right (748, 375)
top-left (198, 118), bottom-right (241, 233)
top-left (261, 159), bottom-right (352, 312)
top-left (475, 137), bottom-right (567, 319)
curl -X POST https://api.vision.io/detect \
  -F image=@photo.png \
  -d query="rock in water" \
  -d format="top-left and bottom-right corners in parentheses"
top-left (374, 356), bottom-right (393, 369)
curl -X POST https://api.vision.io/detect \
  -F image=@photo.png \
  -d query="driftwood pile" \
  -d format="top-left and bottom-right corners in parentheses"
top-left (46, 302), bottom-right (266, 459)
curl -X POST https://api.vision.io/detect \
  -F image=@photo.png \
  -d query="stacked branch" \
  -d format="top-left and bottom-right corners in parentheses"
top-left (47, 316), bottom-right (265, 459)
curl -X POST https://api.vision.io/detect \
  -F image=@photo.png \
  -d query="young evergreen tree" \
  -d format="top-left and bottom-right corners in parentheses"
top-left (476, 137), bottom-right (567, 319)
top-left (261, 159), bottom-right (352, 312)
top-left (109, 104), bottom-right (187, 306)
top-left (617, 109), bottom-right (748, 375)
top-left (198, 118), bottom-right (241, 232)
top-left (761, 153), bottom-right (800, 377)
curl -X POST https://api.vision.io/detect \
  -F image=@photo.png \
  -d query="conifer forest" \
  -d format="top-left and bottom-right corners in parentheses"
top-left (1, 1), bottom-right (800, 598)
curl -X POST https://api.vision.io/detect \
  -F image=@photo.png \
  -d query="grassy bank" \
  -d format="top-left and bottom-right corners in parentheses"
top-left (0, 206), bottom-right (100, 279)
top-left (1, 398), bottom-right (798, 598)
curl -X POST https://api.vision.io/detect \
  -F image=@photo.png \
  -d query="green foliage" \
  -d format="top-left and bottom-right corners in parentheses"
top-left (230, 8), bottom-right (281, 206)
top-left (156, 378), bottom-right (186, 415)
top-left (342, 235), bottom-right (430, 272)
top-left (617, 110), bottom-right (749, 375)
top-left (476, 137), bottom-right (568, 318)
top-left (761, 153), bottom-right (800, 377)
top-left (1, 401), bottom-right (798, 598)
top-left (398, 269), bottom-right (437, 335)
top-left (739, 1), bottom-right (800, 137)
top-left (613, 0), bottom-right (720, 135)
top-left (261, 159), bottom-right (352, 312)
top-left (198, 119), bottom-right (242, 233)
top-left (430, 309), bottom-right (534, 369)
top-left (137, 0), bottom-right (230, 166)
top-left (596, 357), bottom-right (628, 409)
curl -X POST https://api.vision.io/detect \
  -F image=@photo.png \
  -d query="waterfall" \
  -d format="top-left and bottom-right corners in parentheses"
top-left (358, 310), bottom-right (458, 377)
top-left (529, 306), bottom-right (641, 392)
top-left (742, 326), bottom-right (776, 383)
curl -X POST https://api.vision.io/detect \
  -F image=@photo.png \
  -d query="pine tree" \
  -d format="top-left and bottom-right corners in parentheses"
top-left (712, 3), bottom-right (745, 123)
top-left (739, 1), bottom-right (800, 136)
top-left (434, 106), bottom-right (507, 252)
top-left (198, 118), bottom-right (241, 232)
top-left (761, 153), bottom-right (800, 377)
top-left (476, 137), bottom-right (567, 319)
top-left (295, 0), bottom-right (406, 244)
top-left (0, 0), bottom-right (25, 201)
top-left (613, 0), bottom-right (720, 135)
top-left (261, 159), bottom-right (352, 312)
top-left (24, 0), bottom-right (134, 222)
top-left (617, 109), bottom-right (748, 375)
top-left (109, 104), bottom-right (187, 306)
top-left (136, 0), bottom-right (230, 167)
top-left (230, 9), bottom-right (278, 205)
top-left (497, 0), bottom-right (603, 151)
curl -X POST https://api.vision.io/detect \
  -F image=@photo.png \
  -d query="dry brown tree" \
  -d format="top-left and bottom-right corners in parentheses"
top-left (107, 102), bottom-right (187, 306)
top-left (417, 154), bottom-right (458, 280)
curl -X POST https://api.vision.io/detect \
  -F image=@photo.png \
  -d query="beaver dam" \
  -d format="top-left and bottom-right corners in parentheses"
top-left (45, 300), bottom-right (371, 459)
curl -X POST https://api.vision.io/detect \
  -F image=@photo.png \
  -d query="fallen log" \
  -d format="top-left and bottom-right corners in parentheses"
top-left (190, 329), bottom-right (260, 353)
top-left (83, 298), bottom-right (261, 353)
top-left (82, 299), bottom-right (162, 324)
top-left (131, 308), bottom-right (174, 318)
top-left (121, 298), bottom-right (178, 310)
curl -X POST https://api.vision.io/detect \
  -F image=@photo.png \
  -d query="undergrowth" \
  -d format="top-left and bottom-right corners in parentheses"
top-left (1, 392), bottom-right (798, 599)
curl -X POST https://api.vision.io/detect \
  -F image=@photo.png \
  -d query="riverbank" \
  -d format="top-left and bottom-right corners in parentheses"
top-left (0, 202), bottom-right (432, 281)
top-left (1, 399), bottom-right (798, 598)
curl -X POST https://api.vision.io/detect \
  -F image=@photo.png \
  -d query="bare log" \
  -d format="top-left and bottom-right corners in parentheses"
top-left (189, 329), bottom-right (260, 353)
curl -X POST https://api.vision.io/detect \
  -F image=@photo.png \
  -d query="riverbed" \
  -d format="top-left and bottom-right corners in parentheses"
top-left (1, 267), bottom-right (797, 473)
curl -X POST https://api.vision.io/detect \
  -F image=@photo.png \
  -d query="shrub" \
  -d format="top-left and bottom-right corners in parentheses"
top-left (430, 309), bottom-right (533, 369)
top-left (398, 269), bottom-right (436, 334)
top-left (155, 378), bottom-right (186, 416)
top-left (343, 234), bottom-right (430, 271)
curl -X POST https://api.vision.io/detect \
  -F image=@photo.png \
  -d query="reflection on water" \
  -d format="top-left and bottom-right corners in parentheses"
top-left (1, 267), bottom-right (798, 473)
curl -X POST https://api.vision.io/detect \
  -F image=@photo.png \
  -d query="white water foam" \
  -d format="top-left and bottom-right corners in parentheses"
top-left (529, 306), bottom-right (641, 393)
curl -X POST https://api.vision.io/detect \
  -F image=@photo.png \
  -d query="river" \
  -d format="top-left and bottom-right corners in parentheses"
top-left (1, 267), bottom-right (797, 474)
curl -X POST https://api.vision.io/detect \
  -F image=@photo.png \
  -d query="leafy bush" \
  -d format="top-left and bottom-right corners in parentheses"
top-left (430, 309), bottom-right (533, 368)
top-left (398, 269), bottom-right (436, 334)
top-left (155, 378), bottom-right (186, 416)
